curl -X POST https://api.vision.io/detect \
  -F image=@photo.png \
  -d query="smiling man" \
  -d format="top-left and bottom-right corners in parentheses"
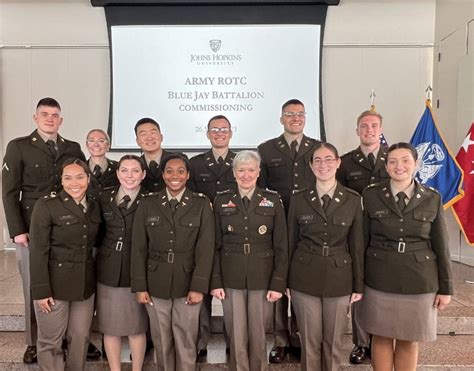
top-left (336, 109), bottom-right (390, 365)
top-left (188, 115), bottom-right (237, 358)
top-left (2, 98), bottom-right (86, 364)
top-left (258, 98), bottom-right (320, 363)
top-left (135, 117), bottom-right (174, 192)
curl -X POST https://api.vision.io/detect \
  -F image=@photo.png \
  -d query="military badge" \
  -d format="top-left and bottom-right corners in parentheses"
top-left (258, 225), bottom-right (267, 234)
top-left (259, 198), bottom-right (274, 207)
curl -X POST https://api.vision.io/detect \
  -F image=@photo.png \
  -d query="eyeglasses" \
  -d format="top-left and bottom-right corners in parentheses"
top-left (209, 127), bottom-right (231, 133)
top-left (282, 112), bottom-right (306, 117)
top-left (86, 139), bottom-right (108, 145)
top-left (312, 157), bottom-right (338, 166)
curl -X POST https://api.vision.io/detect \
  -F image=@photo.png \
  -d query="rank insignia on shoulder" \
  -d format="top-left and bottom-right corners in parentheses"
top-left (2, 162), bottom-right (9, 171)
top-left (193, 192), bottom-right (206, 198)
top-left (259, 198), bottom-right (274, 207)
top-left (222, 200), bottom-right (236, 208)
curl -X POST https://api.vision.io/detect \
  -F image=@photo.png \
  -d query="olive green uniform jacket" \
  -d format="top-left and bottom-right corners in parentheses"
top-left (336, 146), bottom-right (389, 194)
top-left (258, 135), bottom-right (320, 210)
top-left (29, 191), bottom-right (101, 301)
top-left (362, 181), bottom-right (453, 295)
top-left (131, 188), bottom-right (215, 299)
top-left (2, 130), bottom-right (85, 238)
top-left (141, 150), bottom-right (174, 192)
top-left (96, 186), bottom-right (148, 287)
top-left (210, 188), bottom-right (288, 294)
top-left (187, 149), bottom-right (237, 201)
top-left (87, 158), bottom-right (119, 199)
top-left (288, 184), bottom-right (364, 297)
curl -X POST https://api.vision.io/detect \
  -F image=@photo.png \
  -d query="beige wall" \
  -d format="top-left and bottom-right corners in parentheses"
top-left (4, 0), bottom-right (472, 255)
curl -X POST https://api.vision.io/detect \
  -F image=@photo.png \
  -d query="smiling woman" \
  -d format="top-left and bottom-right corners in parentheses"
top-left (29, 158), bottom-right (101, 371)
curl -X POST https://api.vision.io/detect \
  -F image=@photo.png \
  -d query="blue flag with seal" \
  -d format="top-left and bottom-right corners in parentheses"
top-left (409, 100), bottom-right (463, 208)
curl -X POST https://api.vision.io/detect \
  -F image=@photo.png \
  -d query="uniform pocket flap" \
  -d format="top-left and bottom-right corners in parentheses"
top-left (180, 216), bottom-right (201, 228)
top-left (292, 250), bottom-right (311, 265)
top-left (334, 255), bottom-right (352, 267)
top-left (56, 216), bottom-right (79, 226)
top-left (50, 261), bottom-right (74, 269)
top-left (255, 207), bottom-right (275, 216)
top-left (413, 210), bottom-right (436, 222)
top-left (414, 249), bottom-right (437, 263)
top-left (257, 250), bottom-right (275, 258)
top-left (145, 216), bottom-right (162, 226)
top-left (332, 215), bottom-right (353, 227)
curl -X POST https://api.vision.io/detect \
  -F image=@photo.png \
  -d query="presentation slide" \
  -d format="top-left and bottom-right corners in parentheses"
top-left (111, 25), bottom-right (321, 149)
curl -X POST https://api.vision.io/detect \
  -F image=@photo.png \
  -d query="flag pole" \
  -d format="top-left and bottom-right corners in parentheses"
top-left (370, 89), bottom-right (376, 111)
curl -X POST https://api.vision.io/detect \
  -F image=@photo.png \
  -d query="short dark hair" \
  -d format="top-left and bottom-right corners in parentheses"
top-left (134, 117), bottom-right (161, 135)
top-left (37, 97), bottom-right (61, 111)
top-left (207, 115), bottom-right (231, 131)
top-left (387, 142), bottom-right (418, 161)
top-left (281, 99), bottom-right (304, 112)
top-left (160, 153), bottom-right (190, 172)
top-left (310, 142), bottom-right (339, 162)
top-left (61, 158), bottom-right (90, 177)
top-left (118, 154), bottom-right (146, 171)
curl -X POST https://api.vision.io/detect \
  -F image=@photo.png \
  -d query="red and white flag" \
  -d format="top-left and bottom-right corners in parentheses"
top-left (453, 123), bottom-right (474, 246)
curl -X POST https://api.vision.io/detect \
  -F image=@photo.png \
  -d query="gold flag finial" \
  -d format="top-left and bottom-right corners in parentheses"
top-left (370, 89), bottom-right (376, 112)
top-left (425, 85), bottom-right (433, 106)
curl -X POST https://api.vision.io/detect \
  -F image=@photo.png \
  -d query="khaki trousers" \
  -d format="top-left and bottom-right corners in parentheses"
top-left (351, 300), bottom-right (370, 347)
top-left (291, 290), bottom-right (350, 371)
top-left (16, 245), bottom-right (37, 346)
top-left (222, 288), bottom-right (272, 371)
top-left (34, 294), bottom-right (95, 371)
top-left (197, 293), bottom-right (230, 351)
top-left (147, 296), bottom-right (201, 371)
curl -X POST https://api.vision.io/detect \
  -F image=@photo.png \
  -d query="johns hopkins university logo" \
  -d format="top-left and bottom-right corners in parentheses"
top-left (415, 142), bottom-right (445, 183)
top-left (209, 39), bottom-right (222, 52)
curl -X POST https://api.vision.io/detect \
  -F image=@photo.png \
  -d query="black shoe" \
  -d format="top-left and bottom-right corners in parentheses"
top-left (349, 345), bottom-right (369, 364)
top-left (196, 348), bottom-right (207, 361)
top-left (146, 340), bottom-right (154, 354)
top-left (269, 346), bottom-right (288, 364)
top-left (288, 345), bottom-right (301, 360)
top-left (87, 342), bottom-right (101, 360)
top-left (23, 345), bottom-right (37, 364)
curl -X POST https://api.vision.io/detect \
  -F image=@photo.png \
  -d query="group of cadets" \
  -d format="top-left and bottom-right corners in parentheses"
top-left (1, 97), bottom-right (451, 371)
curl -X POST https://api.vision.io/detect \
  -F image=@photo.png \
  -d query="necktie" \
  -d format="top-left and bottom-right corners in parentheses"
top-left (93, 164), bottom-right (102, 178)
top-left (242, 196), bottom-right (250, 209)
top-left (367, 153), bottom-right (376, 169)
top-left (322, 194), bottom-right (331, 213)
top-left (290, 140), bottom-right (298, 159)
top-left (46, 140), bottom-right (57, 158)
top-left (396, 192), bottom-right (407, 212)
top-left (149, 160), bottom-right (159, 178)
top-left (78, 203), bottom-right (86, 214)
top-left (118, 195), bottom-right (131, 211)
top-left (169, 199), bottom-right (179, 214)
top-left (217, 156), bottom-right (224, 172)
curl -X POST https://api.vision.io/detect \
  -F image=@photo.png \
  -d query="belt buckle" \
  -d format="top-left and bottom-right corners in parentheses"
top-left (398, 242), bottom-right (406, 253)
top-left (243, 244), bottom-right (250, 254)
top-left (167, 252), bottom-right (175, 263)
top-left (322, 246), bottom-right (329, 257)
top-left (115, 241), bottom-right (123, 251)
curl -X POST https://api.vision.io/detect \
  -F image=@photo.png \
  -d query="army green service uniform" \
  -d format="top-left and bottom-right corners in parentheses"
top-left (87, 158), bottom-right (119, 199)
top-left (287, 184), bottom-right (364, 371)
top-left (2, 130), bottom-right (84, 348)
top-left (29, 191), bottom-right (100, 371)
top-left (95, 187), bottom-right (148, 336)
top-left (211, 187), bottom-right (288, 371)
top-left (336, 146), bottom-right (389, 349)
top-left (141, 150), bottom-right (174, 192)
top-left (188, 149), bottom-right (237, 352)
top-left (360, 181), bottom-right (453, 341)
top-left (257, 134), bottom-right (319, 350)
top-left (131, 188), bottom-right (215, 371)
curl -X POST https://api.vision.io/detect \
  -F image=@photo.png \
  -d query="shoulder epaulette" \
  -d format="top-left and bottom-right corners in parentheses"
top-left (192, 192), bottom-right (207, 198)
top-left (43, 192), bottom-right (58, 200)
top-left (344, 187), bottom-right (361, 197)
top-left (263, 188), bottom-right (279, 194)
top-left (143, 192), bottom-right (157, 197)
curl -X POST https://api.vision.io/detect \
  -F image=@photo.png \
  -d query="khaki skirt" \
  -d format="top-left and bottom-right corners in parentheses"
top-left (359, 285), bottom-right (437, 342)
top-left (96, 282), bottom-right (148, 336)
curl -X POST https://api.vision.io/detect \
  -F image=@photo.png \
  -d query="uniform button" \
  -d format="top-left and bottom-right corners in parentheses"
top-left (400, 228), bottom-right (404, 232)
top-left (26, 206), bottom-right (30, 209)
top-left (244, 217), bottom-right (248, 220)
top-left (344, 260), bottom-right (347, 263)
top-left (82, 246), bottom-right (85, 249)
top-left (294, 162), bottom-right (298, 166)
top-left (83, 225), bottom-right (86, 228)
top-left (323, 242), bottom-right (328, 246)
top-left (342, 222), bottom-right (346, 226)
top-left (217, 181), bottom-right (221, 185)
top-left (400, 219), bottom-right (403, 222)
top-left (58, 263), bottom-right (62, 267)
top-left (399, 238), bottom-right (404, 242)
top-left (371, 176), bottom-right (375, 180)
top-left (323, 232), bottom-right (328, 236)
top-left (154, 183), bottom-right (158, 186)
top-left (119, 237), bottom-right (123, 241)
top-left (294, 184), bottom-right (299, 187)
top-left (151, 222), bottom-right (155, 226)
top-left (426, 256), bottom-right (430, 259)
top-left (245, 237), bottom-right (249, 241)
top-left (83, 235), bottom-right (87, 238)
top-left (244, 227), bottom-right (248, 230)
top-left (170, 231), bottom-right (174, 234)
top-left (423, 217), bottom-right (426, 221)
top-left (323, 223), bottom-right (327, 226)
top-left (295, 173), bottom-right (298, 177)
top-left (66, 222), bottom-right (70, 225)
top-left (169, 240), bottom-right (174, 243)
